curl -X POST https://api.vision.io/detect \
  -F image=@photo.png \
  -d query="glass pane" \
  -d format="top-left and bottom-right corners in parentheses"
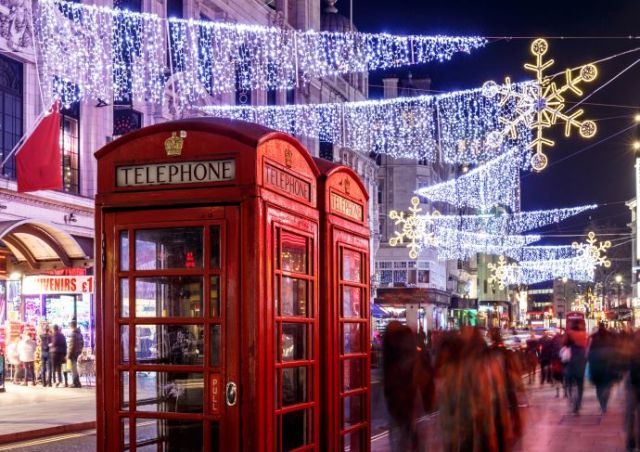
top-left (136, 419), bottom-right (202, 451)
top-left (210, 325), bottom-right (220, 367)
top-left (135, 324), bottom-right (204, 365)
top-left (342, 286), bottom-right (362, 318)
top-left (343, 323), bottom-right (363, 354)
top-left (120, 230), bottom-right (129, 271)
top-left (281, 277), bottom-right (308, 317)
top-left (342, 394), bottom-right (364, 428)
top-left (136, 371), bottom-right (204, 413)
top-left (281, 410), bottom-right (308, 451)
top-left (121, 372), bottom-right (130, 411)
top-left (282, 367), bottom-right (307, 407)
top-left (210, 276), bottom-right (220, 317)
top-left (282, 323), bottom-right (307, 361)
top-left (120, 325), bottom-right (129, 364)
top-left (281, 231), bottom-right (307, 273)
top-left (210, 422), bottom-right (220, 452)
top-left (120, 278), bottom-right (129, 318)
top-left (342, 249), bottom-right (362, 282)
top-left (210, 226), bottom-right (220, 268)
top-left (135, 228), bottom-right (203, 270)
top-left (122, 418), bottom-right (130, 449)
top-left (343, 430), bottom-right (364, 452)
top-left (342, 359), bottom-right (365, 391)
top-left (135, 277), bottom-right (203, 317)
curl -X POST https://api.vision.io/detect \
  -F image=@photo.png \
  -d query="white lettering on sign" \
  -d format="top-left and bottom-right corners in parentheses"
top-left (116, 160), bottom-right (235, 187)
top-left (330, 192), bottom-right (363, 221)
top-left (23, 276), bottom-right (94, 295)
top-left (264, 164), bottom-right (310, 201)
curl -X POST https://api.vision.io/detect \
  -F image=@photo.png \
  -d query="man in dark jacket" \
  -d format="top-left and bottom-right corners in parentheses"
top-left (67, 321), bottom-right (84, 388)
top-left (588, 323), bottom-right (615, 414)
top-left (539, 331), bottom-right (555, 385)
top-left (39, 327), bottom-right (52, 387)
top-left (49, 324), bottom-right (67, 387)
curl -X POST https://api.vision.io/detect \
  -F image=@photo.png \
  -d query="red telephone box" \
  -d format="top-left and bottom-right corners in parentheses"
top-left (94, 118), bottom-right (324, 451)
top-left (315, 158), bottom-right (371, 452)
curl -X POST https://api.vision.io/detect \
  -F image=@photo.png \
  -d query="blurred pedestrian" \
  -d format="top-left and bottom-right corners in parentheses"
top-left (17, 333), bottom-right (36, 386)
top-left (50, 324), bottom-right (67, 387)
top-left (525, 333), bottom-right (538, 385)
top-left (39, 326), bottom-right (52, 387)
top-left (6, 339), bottom-right (20, 384)
top-left (67, 321), bottom-right (84, 388)
top-left (383, 321), bottom-right (419, 451)
top-left (539, 331), bottom-right (555, 385)
top-left (565, 319), bottom-right (588, 415)
top-left (625, 330), bottom-right (640, 451)
top-left (588, 323), bottom-right (616, 414)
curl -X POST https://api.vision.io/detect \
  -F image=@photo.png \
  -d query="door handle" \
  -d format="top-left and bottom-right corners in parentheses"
top-left (226, 381), bottom-right (238, 407)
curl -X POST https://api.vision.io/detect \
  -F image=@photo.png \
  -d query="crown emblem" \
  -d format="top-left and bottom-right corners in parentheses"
top-left (284, 148), bottom-right (293, 168)
top-left (164, 131), bottom-right (185, 156)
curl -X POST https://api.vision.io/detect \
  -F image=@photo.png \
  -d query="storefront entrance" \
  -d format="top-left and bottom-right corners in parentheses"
top-left (103, 206), bottom-right (239, 450)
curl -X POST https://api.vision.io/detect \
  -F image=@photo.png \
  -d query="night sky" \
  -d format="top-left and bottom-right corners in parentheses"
top-left (350, 0), bottom-right (640, 269)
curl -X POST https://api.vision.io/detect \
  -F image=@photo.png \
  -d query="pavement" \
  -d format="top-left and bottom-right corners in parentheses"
top-left (372, 380), bottom-right (628, 452)
top-left (0, 382), bottom-right (96, 444)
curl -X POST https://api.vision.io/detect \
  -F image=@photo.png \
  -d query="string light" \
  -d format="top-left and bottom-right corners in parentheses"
top-left (514, 257), bottom-right (595, 284)
top-left (434, 229), bottom-right (541, 260)
top-left (503, 245), bottom-right (578, 261)
top-left (415, 148), bottom-right (527, 211)
top-left (202, 83), bottom-right (532, 161)
top-left (488, 255), bottom-right (518, 290)
top-left (33, 0), bottom-right (487, 106)
top-left (432, 204), bottom-right (596, 234)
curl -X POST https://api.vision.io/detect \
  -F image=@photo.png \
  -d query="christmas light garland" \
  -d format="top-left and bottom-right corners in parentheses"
top-left (503, 245), bottom-right (578, 261)
top-left (514, 257), bottom-right (594, 284)
top-left (202, 84), bottom-right (533, 161)
top-left (33, 0), bottom-right (487, 106)
top-left (432, 204), bottom-right (596, 234)
top-left (415, 148), bottom-right (527, 211)
top-left (434, 229), bottom-right (541, 260)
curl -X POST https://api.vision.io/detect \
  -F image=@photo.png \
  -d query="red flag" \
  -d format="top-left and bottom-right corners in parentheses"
top-left (17, 103), bottom-right (62, 192)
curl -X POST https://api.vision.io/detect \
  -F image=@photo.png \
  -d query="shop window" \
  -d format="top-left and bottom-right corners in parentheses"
top-left (113, 108), bottom-right (142, 136)
top-left (61, 102), bottom-right (80, 194)
top-left (286, 88), bottom-right (295, 105)
top-left (0, 55), bottom-right (22, 180)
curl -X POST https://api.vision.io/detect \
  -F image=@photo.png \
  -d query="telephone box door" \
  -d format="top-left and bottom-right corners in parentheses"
top-left (102, 205), bottom-right (240, 451)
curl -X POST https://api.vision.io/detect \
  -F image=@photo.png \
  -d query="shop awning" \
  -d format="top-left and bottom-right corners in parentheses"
top-left (0, 219), bottom-right (93, 273)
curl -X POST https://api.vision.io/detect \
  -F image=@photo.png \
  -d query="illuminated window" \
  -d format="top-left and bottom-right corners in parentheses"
top-left (60, 103), bottom-right (80, 194)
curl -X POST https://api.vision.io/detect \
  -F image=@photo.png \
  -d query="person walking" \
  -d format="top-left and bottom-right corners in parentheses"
top-left (382, 321), bottom-right (419, 452)
top-left (39, 327), bottom-right (52, 387)
top-left (17, 333), bottom-right (36, 386)
top-left (625, 330), bottom-right (640, 451)
top-left (50, 324), bottom-right (67, 387)
top-left (67, 321), bottom-right (84, 388)
top-left (538, 331), bottom-right (555, 385)
top-left (565, 320), bottom-right (588, 415)
top-left (525, 333), bottom-right (538, 385)
top-left (588, 323), bottom-right (616, 414)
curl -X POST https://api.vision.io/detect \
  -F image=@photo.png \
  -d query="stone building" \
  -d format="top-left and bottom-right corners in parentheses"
top-left (0, 0), bottom-right (377, 337)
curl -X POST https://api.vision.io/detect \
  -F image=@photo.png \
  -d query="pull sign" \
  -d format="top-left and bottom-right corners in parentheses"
top-left (211, 375), bottom-right (221, 415)
top-left (226, 381), bottom-right (238, 407)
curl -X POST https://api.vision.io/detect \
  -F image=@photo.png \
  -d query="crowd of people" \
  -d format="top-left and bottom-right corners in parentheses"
top-left (382, 319), bottom-right (640, 452)
top-left (5, 321), bottom-right (85, 388)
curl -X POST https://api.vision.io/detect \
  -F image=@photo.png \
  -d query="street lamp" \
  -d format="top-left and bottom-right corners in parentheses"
top-left (615, 274), bottom-right (623, 308)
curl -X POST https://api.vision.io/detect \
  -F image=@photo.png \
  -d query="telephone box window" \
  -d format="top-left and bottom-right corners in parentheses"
top-left (342, 359), bottom-right (365, 391)
top-left (119, 230), bottom-right (129, 271)
top-left (210, 324), bottom-right (221, 367)
top-left (342, 286), bottom-right (361, 318)
top-left (280, 277), bottom-right (308, 317)
top-left (281, 323), bottom-right (307, 361)
top-left (134, 276), bottom-right (203, 317)
top-left (134, 324), bottom-right (204, 365)
top-left (120, 325), bottom-right (129, 364)
top-left (210, 226), bottom-right (221, 267)
top-left (135, 419), bottom-right (202, 450)
top-left (136, 371), bottom-right (204, 413)
top-left (119, 278), bottom-right (129, 317)
top-left (135, 228), bottom-right (203, 270)
top-left (281, 366), bottom-right (307, 407)
top-left (280, 410), bottom-right (308, 451)
top-left (342, 394), bottom-right (364, 428)
top-left (281, 231), bottom-right (307, 273)
top-left (120, 372), bottom-right (130, 411)
top-left (210, 276), bottom-right (220, 317)
top-left (342, 249), bottom-right (362, 282)
top-left (342, 323), bottom-right (363, 354)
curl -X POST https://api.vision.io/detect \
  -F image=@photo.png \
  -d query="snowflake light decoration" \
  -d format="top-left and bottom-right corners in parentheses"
top-left (389, 196), bottom-right (439, 259)
top-left (572, 231), bottom-right (611, 268)
top-left (483, 38), bottom-right (598, 171)
top-left (487, 255), bottom-right (518, 290)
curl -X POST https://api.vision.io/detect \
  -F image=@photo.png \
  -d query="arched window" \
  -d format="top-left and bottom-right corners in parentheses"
top-left (0, 55), bottom-right (23, 180)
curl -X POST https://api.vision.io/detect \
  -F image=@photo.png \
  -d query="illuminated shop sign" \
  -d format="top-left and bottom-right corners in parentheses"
top-left (116, 160), bottom-right (235, 187)
top-left (23, 275), bottom-right (95, 294)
